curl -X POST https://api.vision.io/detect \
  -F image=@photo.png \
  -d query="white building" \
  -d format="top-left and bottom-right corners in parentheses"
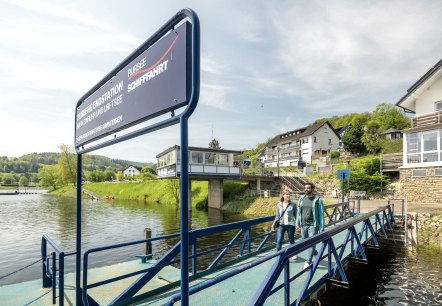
top-left (260, 121), bottom-right (340, 167)
top-left (156, 145), bottom-right (242, 178)
top-left (396, 58), bottom-right (442, 203)
top-left (123, 165), bottom-right (142, 178)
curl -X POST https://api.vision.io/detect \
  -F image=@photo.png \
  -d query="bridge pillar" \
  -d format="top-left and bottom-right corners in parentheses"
top-left (257, 177), bottom-right (261, 190)
top-left (208, 179), bottom-right (223, 209)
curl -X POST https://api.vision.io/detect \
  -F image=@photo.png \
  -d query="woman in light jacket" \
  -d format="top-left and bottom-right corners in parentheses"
top-left (272, 190), bottom-right (297, 251)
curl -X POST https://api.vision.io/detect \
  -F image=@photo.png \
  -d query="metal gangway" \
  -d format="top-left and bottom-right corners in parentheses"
top-left (37, 199), bottom-right (404, 306)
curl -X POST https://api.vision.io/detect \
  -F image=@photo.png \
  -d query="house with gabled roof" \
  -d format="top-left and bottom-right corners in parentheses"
top-left (259, 121), bottom-right (340, 167)
top-left (396, 58), bottom-right (442, 203)
top-left (123, 165), bottom-right (142, 178)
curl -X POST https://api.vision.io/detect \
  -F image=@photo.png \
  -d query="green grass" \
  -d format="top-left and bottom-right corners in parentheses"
top-left (50, 180), bottom-right (209, 207)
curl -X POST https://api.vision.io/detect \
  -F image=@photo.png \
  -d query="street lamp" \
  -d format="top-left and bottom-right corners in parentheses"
top-left (277, 147), bottom-right (280, 177)
top-left (346, 156), bottom-right (351, 200)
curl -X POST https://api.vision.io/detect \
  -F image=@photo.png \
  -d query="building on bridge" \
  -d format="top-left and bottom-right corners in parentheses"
top-left (396, 58), bottom-right (442, 204)
top-left (259, 121), bottom-right (340, 167)
top-left (156, 145), bottom-right (242, 178)
top-left (156, 145), bottom-right (243, 209)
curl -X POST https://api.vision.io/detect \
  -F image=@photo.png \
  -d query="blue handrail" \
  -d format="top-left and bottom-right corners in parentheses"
top-left (41, 234), bottom-right (70, 306)
top-left (79, 202), bottom-right (356, 305)
top-left (165, 204), bottom-right (394, 306)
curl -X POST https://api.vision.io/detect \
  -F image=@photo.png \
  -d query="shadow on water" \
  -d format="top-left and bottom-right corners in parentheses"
top-left (318, 244), bottom-right (442, 305)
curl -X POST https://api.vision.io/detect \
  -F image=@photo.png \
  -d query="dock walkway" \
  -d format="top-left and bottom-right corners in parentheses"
top-left (0, 216), bottom-right (376, 305)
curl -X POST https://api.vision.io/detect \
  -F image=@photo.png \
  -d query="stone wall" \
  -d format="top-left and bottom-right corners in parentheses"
top-left (399, 167), bottom-right (442, 204)
top-left (408, 213), bottom-right (442, 248)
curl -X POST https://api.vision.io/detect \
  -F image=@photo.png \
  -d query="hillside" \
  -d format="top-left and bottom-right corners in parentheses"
top-left (0, 153), bottom-right (154, 185)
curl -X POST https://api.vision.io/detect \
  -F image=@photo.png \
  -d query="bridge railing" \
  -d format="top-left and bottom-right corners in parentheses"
top-left (166, 204), bottom-right (394, 306)
top-left (79, 202), bottom-right (356, 305)
top-left (81, 216), bottom-right (276, 305)
top-left (41, 235), bottom-right (76, 306)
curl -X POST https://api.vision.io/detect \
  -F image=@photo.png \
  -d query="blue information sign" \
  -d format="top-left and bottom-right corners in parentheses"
top-left (75, 22), bottom-right (190, 146)
top-left (337, 169), bottom-right (350, 179)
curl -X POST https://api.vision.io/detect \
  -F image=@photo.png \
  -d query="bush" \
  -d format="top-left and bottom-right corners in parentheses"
top-left (330, 150), bottom-right (340, 159)
top-left (382, 139), bottom-right (403, 154)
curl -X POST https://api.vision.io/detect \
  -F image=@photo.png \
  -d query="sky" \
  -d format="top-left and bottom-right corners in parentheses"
top-left (1, 0), bottom-right (442, 163)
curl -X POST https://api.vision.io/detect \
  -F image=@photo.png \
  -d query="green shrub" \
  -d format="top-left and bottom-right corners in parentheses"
top-left (382, 139), bottom-right (403, 154)
top-left (330, 150), bottom-right (340, 159)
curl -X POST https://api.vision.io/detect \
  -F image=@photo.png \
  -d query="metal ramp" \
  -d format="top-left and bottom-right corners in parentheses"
top-left (34, 200), bottom-right (403, 305)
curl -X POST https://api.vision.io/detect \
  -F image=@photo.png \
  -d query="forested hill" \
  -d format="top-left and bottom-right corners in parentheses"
top-left (0, 152), bottom-right (153, 179)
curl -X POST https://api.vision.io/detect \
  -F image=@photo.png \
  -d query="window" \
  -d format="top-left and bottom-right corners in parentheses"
top-left (423, 131), bottom-right (437, 151)
top-left (205, 152), bottom-right (217, 164)
top-left (191, 151), bottom-right (203, 164)
top-left (435, 168), bottom-right (442, 176)
top-left (412, 169), bottom-right (426, 177)
top-left (328, 139), bottom-right (332, 145)
top-left (423, 131), bottom-right (438, 163)
top-left (314, 137), bottom-right (317, 143)
top-left (407, 133), bottom-right (421, 154)
top-left (435, 101), bottom-right (442, 111)
top-left (218, 153), bottom-right (228, 165)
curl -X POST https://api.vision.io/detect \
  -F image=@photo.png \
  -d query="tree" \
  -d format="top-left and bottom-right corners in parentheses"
top-left (38, 165), bottom-right (59, 190)
top-left (19, 176), bottom-right (28, 186)
top-left (141, 166), bottom-right (157, 180)
top-left (165, 178), bottom-right (180, 204)
top-left (116, 171), bottom-right (123, 181)
top-left (208, 139), bottom-right (221, 149)
top-left (342, 124), bottom-right (366, 154)
top-left (372, 102), bottom-right (410, 131)
top-left (103, 170), bottom-right (116, 181)
top-left (58, 144), bottom-right (77, 186)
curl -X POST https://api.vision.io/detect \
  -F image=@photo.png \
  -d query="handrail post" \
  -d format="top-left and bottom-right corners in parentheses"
top-left (41, 237), bottom-right (51, 288)
top-left (52, 252), bottom-right (56, 304)
top-left (59, 252), bottom-right (65, 306)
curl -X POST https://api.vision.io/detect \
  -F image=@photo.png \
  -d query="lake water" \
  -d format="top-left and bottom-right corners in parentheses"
top-left (0, 194), bottom-right (249, 286)
top-left (0, 194), bottom-right (441, 305)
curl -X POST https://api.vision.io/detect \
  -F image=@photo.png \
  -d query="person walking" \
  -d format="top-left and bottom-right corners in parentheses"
top-left (272, 190), bottom-right (297, 257)
top-left (295, 183), bottom-right (325, 269)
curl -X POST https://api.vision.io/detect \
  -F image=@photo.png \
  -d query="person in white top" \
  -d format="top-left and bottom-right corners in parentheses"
top-left (272, 190), bottom-right (297, 252)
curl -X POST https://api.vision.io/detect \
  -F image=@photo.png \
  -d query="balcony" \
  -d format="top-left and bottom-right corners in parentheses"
top-left (265, 156), bottom-right (301, 163)
top-left (412, 111), bottom-right (442, 128)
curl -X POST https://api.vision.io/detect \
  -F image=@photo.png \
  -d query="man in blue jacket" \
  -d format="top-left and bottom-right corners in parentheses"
top-left (296, 183), bottom-right (325, 269)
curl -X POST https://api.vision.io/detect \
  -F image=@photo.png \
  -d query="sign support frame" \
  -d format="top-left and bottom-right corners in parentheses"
top-left (74, 8), bottom-right (200, 306)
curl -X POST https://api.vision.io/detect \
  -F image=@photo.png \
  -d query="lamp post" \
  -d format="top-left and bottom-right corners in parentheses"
top-left (346, 156), bottom-right (351, 200)
top-left (277, 147), bottom-right (280, 177)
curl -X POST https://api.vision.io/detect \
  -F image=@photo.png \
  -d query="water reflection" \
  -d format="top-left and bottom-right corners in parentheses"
top-left (319, 245), bottom-right (442, 305)
top-left (0, 194), bottom-right (249, 286)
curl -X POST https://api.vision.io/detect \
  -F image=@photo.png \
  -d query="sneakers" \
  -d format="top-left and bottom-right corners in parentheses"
top-left (303, 262), bottom-right (311, 269)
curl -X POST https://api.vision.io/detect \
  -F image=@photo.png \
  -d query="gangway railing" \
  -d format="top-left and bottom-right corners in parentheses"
top-left (41, 235), bottom-right (76, 306)
top-left (80, 202), bottom-right (356, 305)
top-left (166, 204), bottom-right (394, 306)
top-left (81, 216), bottom-right (276, 305)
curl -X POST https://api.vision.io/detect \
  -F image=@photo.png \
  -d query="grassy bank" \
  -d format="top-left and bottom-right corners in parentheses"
top-left (50, 180), bottom-right (252, 210)
top-left (51, 180), bottom-right (209, 207)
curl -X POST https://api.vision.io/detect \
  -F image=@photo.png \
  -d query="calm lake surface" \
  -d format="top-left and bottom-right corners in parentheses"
top-left (1, 194), bottom-right (441, 306)
top-left (0, 193), bottom-right (250, 286)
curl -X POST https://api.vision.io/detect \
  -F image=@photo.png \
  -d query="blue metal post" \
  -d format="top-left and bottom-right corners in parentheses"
top-left (76, 153), bottom-right (82, 306)
top-left (41, 237), bottom-right (51, 287)
top-left (341, 173), bottom-right (345, 213)
top-left (180, 116), bottom-right (190, 306)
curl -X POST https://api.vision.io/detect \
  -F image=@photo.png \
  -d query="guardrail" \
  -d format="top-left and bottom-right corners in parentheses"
top-left (166, 204), bottom-right (394, 305)
top-left (41, 235), bottom-right (75, 306)
top-left (411, 111), bottom-right (442, 128)
top-left (79, 202), bottom-right (356, 305)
